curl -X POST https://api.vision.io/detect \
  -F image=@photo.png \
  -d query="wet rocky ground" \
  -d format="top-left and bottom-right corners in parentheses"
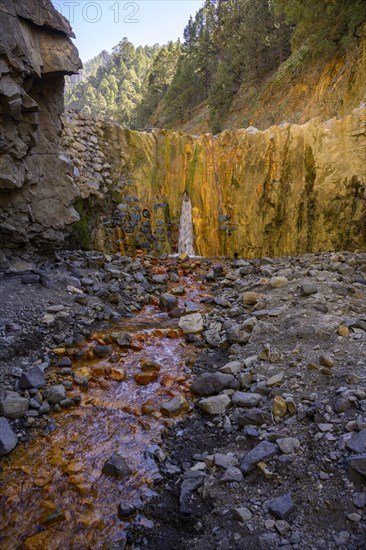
top-left (1, 250), bottom-right (366, 549)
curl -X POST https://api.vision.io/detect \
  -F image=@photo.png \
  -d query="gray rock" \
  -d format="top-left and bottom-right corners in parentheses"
top-left (111, 332), bottom-right (131, 347)
top-left (0, 417), bottom-right (17, 455)
top-left (38, 402), bottom-right (51, 414)
top-left (214, 453), bottom-right (239, 469)
top-left (160, 395), bottom-right (189, 416)
top-left (179, 475), bottom-right (204, 514)
top-left (353, 492), bottom-right (366, 509)
top-left (276, 437), bottom-right (301, 454)
top-left (29, 398), bottom-right (41, 410)
top-left (191, 373), bottom-right (239, 396)
top-left (93, 344), bottom-right (113, 357)
top-left (185, 301), bottom-right (201, 313)
top-left (102, 453), bottom-right (132, 478)
top-left (300, 282), bottom-right (317, 296)
top-left (232, 392), bottom-right (262, 408)
top-left (152, 274), bottom-right (169, 284)
top-left (275, 519), bottom-right (291, 535)
top-left (219, 361), bottom-right (242, 375)
top-left (21, 273), bottom-right (40, 285)
top-left (267, 372), bottom-right (284, 387)
top-left (232, 507), bottom-right (252, 521)
top-left (203, 329), bottom-right (227, 347)
top-left (58, 357), bottom-right (72, 368)
top-left (118, 502), bottom-right (137, 519)
top-left (0, 391), bottom-right (29, 419)
top-left (19, 366), bottom-right (46, 389)
top-left (347, 455), bottom-right (366, 485)
top-left (334, 394), bottom-right (355, 413)
top-left (198, 395), bottom-right (231, 415)
top-left (44, 385), bottom-right (66, 404)
top-left (267, 492), bottom-right (295, 519)
top-left (237, 408), bottom-right (272, 426)
top-left (220, 467), bottom-right (243, 482)
top-left (159, 293), bottom-right (178, 312)
top-left (179, 313), bottom-right (204, 334)
top-left (225, 324), bottom-right (250, 345)
top-left (240, 441), bottom-right (278, 474)
top-left (346, 429), bottom-right (366, 454)
top-left (47, 304), bottom-right (64, 313)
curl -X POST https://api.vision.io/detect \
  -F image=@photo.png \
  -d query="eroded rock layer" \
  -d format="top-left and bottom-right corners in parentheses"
top-left (62, 106), bottom-right (366, 257)
top-left (0, 0), bottom-right (81, 252)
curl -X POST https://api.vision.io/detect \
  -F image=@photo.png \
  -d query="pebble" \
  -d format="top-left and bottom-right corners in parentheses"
top-left (198, 395), bottom-right (231, 415)
top-left (267, 493), bottom-right (295, 519)
top-left (160, 395), bottom-right (189, 417)
top-left (300, 282), bottom-right (317, 296)
top-left (0, 417), bottom-right (18, 455)
top-left (276, 438), bottom-right (300, 454)
top-left (319, 355), bottom-right (334, 368)
top-left (179, 313), bottom-right (204, 334)
top-left (243, 292), bottom-right (262, 305)
top-left (273, 395), bottom-right (287, 418)
top-left (118, 502), bottom-right (137, 519)
top-left (93, 344), bottom-right (113, 357)
top-left (231, 392), bottom-right (262, 408)
top-left (0, 391), bottom-right (29, 419)
top-left (159, 293), bottom-right (178, 312)
top-left (191, 373), bottom-right (239, 396)
top-left (44, 385), bottom-right (66, 405)
top-left (275, 520), bottom-right (291, 535)
top-left (241, 441), bottom-right (278, 474)
top-left (214, 453), bottom-right (238, 469)
top-left (19, 366), bottom-right (46, 390)
top-left (267, 372), bottom-right (284, 387)
top-left (220, 467), bottom-right (243, 482)
top-left (346, 429), bottom-right (366, 454)
top-left (102, 453), bottom-right (132, 479)
top-left (219, 361), bottom-right (242, 375)
top-left (270, 276), bottom-right (288, 288)
top-left (338, 325), bottom-right (349, 337)
top-left (232, 507), bottom-right (252, 522)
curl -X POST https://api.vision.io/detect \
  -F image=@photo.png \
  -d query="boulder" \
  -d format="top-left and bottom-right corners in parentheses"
top-left (179, 313), bottom-right (204, 334)
top-left (191, 372), bottom-right (239, 396)
top-left (0, 391), bottom-right (29, 419)
top-left (0, 417), bottom-right (17, 455)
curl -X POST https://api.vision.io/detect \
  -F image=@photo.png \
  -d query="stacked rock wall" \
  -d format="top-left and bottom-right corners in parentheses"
top-left (0, 0), bottom-right (81, 253)
top-left (62, 106), bottom-right (366, 258)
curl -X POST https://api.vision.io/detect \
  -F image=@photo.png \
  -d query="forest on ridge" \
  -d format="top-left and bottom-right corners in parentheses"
top-left (65, 0), bottom-right (366, 132)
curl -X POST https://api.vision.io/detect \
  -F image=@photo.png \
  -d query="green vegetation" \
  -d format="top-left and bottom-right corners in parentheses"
top-left (65, 38), bottom-right (160, 126)
top-left (66, 0), bottom-right (365, 131)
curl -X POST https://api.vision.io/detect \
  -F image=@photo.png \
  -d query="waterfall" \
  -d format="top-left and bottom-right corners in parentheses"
top-left (178, 192), bottom-right (195, 256)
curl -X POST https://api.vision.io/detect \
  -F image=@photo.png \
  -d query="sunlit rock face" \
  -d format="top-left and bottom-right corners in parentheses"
top-left (64, 106), bottom-right (366, 257)
top-left (0, 0), bottom-right (81, 252)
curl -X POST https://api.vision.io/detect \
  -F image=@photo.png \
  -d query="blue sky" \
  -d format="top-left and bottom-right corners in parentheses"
top-left (52, 1), bottom-right (203, 61)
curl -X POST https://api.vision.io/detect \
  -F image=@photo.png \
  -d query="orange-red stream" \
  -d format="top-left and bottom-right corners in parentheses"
top-left (0, 266), bottom-right (209, 549)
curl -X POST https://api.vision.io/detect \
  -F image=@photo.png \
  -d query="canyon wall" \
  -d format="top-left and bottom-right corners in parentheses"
top-left (0, 0), bottom-right (81, 253)
top-left (62, 105), bottom-right (366, 258)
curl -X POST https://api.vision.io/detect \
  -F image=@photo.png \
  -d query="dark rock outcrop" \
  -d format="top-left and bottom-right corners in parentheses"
top-left (0, 0), bottom-right (81, 252)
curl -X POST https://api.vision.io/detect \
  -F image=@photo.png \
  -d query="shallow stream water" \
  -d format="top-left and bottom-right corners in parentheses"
top-left (0, 264), bottom-right (209, 549)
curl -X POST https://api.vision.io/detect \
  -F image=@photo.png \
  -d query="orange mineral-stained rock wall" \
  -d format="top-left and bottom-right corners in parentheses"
top-left (63, 105), bottom-right (366, 258)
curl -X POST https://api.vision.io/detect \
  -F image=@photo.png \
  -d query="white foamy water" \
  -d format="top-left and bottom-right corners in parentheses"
top-left (178, 191), bottom-right (195, 256)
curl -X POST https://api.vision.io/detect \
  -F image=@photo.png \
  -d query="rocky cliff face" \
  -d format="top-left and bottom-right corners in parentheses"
top-left (0, 0), bottom-right (81, 254)
top-left (62, 106), bottom-right (366, 258)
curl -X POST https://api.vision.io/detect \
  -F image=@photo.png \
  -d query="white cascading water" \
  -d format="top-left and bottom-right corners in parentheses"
top-left (178, 191), bottom-right (195, 256)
